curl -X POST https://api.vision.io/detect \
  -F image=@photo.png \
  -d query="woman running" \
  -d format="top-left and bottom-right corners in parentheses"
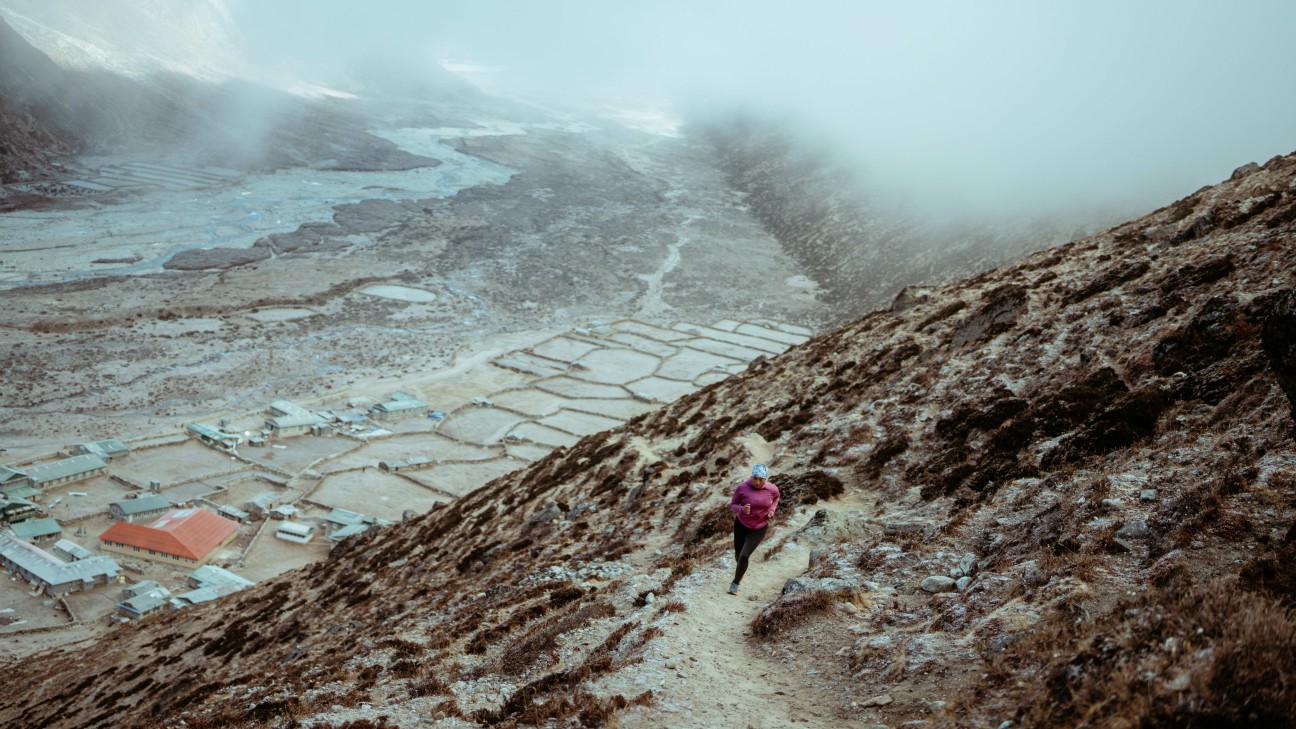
top-left (729, 464), bottom-right (780, 595)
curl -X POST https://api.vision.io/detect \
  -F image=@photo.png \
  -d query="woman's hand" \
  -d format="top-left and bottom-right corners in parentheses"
top-left (743, 504), bottom-right (751, 515)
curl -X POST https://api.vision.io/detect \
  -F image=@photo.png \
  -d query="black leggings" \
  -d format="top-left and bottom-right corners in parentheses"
top-left (732, 519), bottom-right (768, 585)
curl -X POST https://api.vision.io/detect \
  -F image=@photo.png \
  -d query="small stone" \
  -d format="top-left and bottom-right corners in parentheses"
top-left (1140, 489), bottom-right (1158, 502)
top-left (665, 659), bottom-right (678, 669)
top-left (959, 552), bottom-right (978, 577)
top-left (955, 576), bottom-right (972, 591)
top-left (861, 693), bottom-right (894, 707)
top-left (842, 602), bottom-right (860, 615)
top-left (1101, 498), bottom-right (1124, 510)
top-left (883, 521), bottom-right (924, 536)
top-left (948, 566), bottom-right (964, 579)
top-left (920, 576), bottom-right (957, 593)
top-left (1116, 519), bottom-right (1150, 539)
top-left (644, 592), bottom-right (655, 604)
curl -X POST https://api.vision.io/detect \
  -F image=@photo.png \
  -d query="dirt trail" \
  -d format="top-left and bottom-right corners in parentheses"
top-left (619, 436), bottom-right (859, 728)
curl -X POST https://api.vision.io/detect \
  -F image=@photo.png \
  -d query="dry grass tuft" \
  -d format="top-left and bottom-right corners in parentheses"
top-left (971, 575), bottom-right (1296, 728)
top-left (750, 591), bottom-right (837, 637)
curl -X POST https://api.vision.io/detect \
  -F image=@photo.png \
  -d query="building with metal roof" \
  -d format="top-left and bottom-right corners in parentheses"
top-left (23, 455), bottom-right (107, 489)
top-left (215, 504), bottom-right (249, 523)
top-left (268, 400), bottom-right (314, 418)
top-left (0, 466), bottom-right (33, 495)
top-left (52, 539), bottom-right (94, 562)
top-left (264, 412), bottom-right (327, 437)
top-left (244, 492), bottom-right (281, 518)
top-left (188, 564), bottom-right (254, 590)
top-left (170, 581), bottom-right (245, 608)
top-left (0, 532), bottom-right (121, 597)
top-left (123, 580), bottom-right (165, 598)
top-left (76, 439), bottom-right (130, 460)
top-left (117, 584), bottom-right (172, 619)
top-left (0, 495), bottom-right (41, 525)
top-left (99, 508), bottom-right (240, 566)
top-left (275, 521), bottom-right (314, 544)
top-left (108, 494), bottom-right (172, 522)
top-left (186, 423), bottom-right (242, 448)
top-left (9, 517), bottom-right (61, 544)
top-left (369, 392), bottom-right (427, 420)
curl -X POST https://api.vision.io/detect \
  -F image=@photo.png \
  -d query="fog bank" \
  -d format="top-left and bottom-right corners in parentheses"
top-left (233, 0), bottom-right (1296, 217)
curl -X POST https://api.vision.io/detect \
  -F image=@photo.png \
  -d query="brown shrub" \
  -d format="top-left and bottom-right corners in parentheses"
top-left (750, 591), bottom-right (837, 637)
top-left (991, 577), bottom-right (1296, 728)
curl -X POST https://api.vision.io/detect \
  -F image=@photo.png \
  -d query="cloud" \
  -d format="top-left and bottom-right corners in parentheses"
top-left (86, 0), bottom-right (1296, 214)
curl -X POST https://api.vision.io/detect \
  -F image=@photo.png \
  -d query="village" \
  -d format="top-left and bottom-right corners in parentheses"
top-left (0, 316), bottom-right (809, 656)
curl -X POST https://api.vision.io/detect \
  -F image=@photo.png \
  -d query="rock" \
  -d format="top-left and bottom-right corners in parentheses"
top-left (891, 285), bottom-right (933, 312)
top-left (958, 553), bottom-right (978, 577)
top-left (664, 659), bottom-right (678, 669)
top-left (524, 500), bottom-right (563, 532)
top-left (644, 592), bottom-right (655, 604)
top-left (809, 548), bottom-right (828, 569)
top-left (1261, 288), bottom-right (1296, 422)
top-left (955, 576), bottom-right (972, 591)
top-left (1230, 161), bottom-right (1260, 180)
top-left (783, 576), bottom-right (858, 595)
top-left (1100, 498), bottom-right (1124, 510)
top-left (1140, 489), bottom-right (1158, 502)
top-left (948, 566), bottom-right (964, 579)
top-left (884, 521), bottom-right (924, 536)
top-left (862, 694), bottom-right (894, 708)
top-left (842, 602), bottom-right (860, 615)
top-left (1116, 519), bottom-right (1150, 539)
top-left (920, 576), bottom-right (957, 593)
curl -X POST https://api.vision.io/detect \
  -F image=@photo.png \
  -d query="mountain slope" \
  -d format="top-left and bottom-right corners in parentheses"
top-left (2, 154), bottom-right (1295, 727)
top-left (694, 113), bottom-right (1121, 320)
top-left (0, 16), bottom-right (441, 189)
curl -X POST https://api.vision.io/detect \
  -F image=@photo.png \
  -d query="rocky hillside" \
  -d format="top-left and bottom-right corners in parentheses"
top-left (695, 113), bottom-right (1120, 321)
top-left (3, 150), bottom-right (1295, 728)
top-left (0, 17), bottom-right (442, 191)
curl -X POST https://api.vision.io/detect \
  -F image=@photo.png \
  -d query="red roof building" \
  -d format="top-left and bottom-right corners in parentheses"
top-left (100, 508), bottom-right (240, 566)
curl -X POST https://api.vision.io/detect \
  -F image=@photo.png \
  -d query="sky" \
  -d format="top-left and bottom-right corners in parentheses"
top-left (19, 0), bottom-right (1296, 217)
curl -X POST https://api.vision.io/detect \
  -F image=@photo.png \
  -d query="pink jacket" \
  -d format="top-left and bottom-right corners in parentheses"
top-left (731, 478), bottom-right (780, 530)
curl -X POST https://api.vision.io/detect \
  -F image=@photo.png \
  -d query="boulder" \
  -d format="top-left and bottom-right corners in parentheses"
top-left (1230, 161), bottom-right (1260, 180)
top-left (783, 576), bottom-right (858, 596)
top-left (958, 552), bottom-right (978, 577)
top-left (920, 576), bottom-right (957, 593)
